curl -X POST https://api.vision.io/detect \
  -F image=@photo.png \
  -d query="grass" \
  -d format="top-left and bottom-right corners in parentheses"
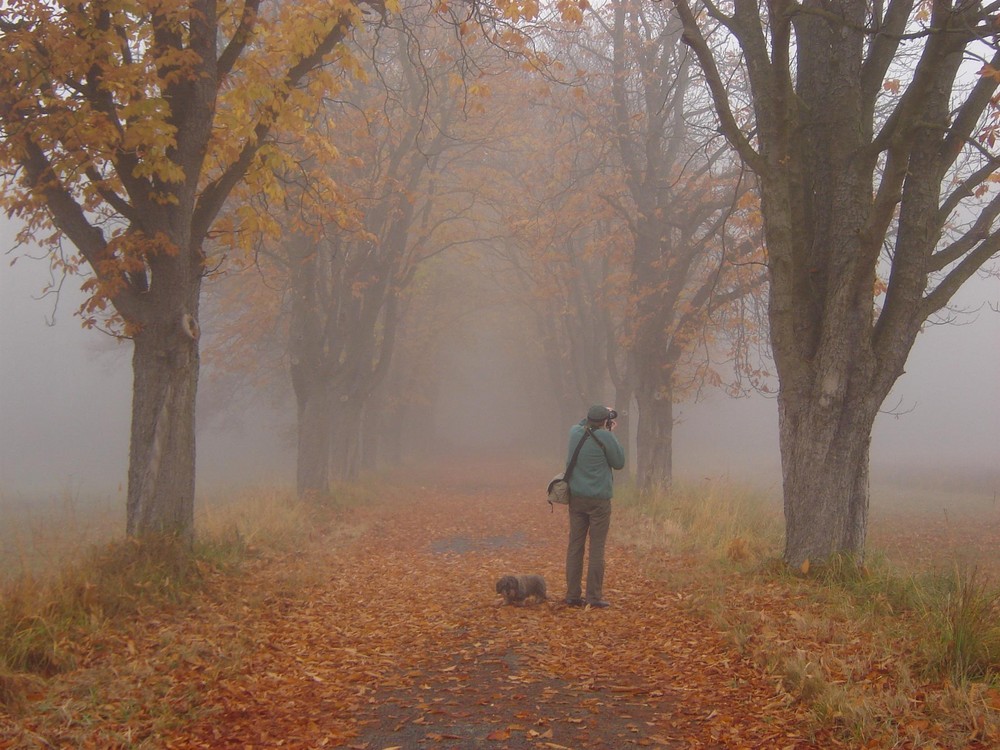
top-left (1, 533), bottom-right (210, 679)
top-left (0, 480), bottom-right (379, 714)
top-left (926, 565), bottom-right (1000, 683)
top-left (196, 485), bottom-right (312, 554)
top-left (616, 477), bottom-right (1000, 747)
top-left (0, 487), bottom-right (122, 586)
top-left (615, 477), bottom-right (783, 564)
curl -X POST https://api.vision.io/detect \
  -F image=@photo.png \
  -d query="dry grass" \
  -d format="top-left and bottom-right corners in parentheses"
top-left (196, 486), bottom-right (312, 552)
top-left (0, 478), bottom-right (380, 581)
top-left (616, 477), bottom-right (1000, 748)
top-left (0, 489), bottom-right (122, 585)
top-left (0, 534), bottom-right (199, 682)
top-left (925, 565), bottom-right (1000, 683)
top-left (0, 481), bottom-right (377, 711)
top-left (615, 478), bottom-right (783, 563)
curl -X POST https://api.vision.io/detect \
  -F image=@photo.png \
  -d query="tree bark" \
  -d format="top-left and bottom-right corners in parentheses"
top-left (612, 385), bottom-right (634, 472)
top-left (288, 234), bottom-right (334, 500)
top-left (126, 303), bottom-right (201, 542)
top-left (777, 377), bottom-right (878, 567)
top-left (292, 368), bottom-right (333, 501)
top-left (360, 389), bottom-right (381, 472)
top-left (635, 380), bottom-right (673, 491)
top-left (329, 394), bottom-right (365, 481)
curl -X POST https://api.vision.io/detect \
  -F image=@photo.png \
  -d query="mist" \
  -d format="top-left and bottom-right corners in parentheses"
top-left (3, 203), bottom-right (998, 508)
top-left (674, 277), bottom-right (1000, 484)
top-left (0, 219), bottom-right (294, 500)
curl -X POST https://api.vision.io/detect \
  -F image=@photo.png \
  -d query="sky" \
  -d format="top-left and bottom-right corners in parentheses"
top-left (1, 214), bottom-right (999, 502)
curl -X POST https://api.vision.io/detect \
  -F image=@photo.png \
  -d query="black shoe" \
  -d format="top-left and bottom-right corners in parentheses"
top-left (564, 597), bottom-right (585, 607)
top-left (586, 599), bottom-right (610, 608)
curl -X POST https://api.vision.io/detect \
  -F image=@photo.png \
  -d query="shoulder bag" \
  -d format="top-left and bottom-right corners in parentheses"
top-left (547, 429), bottom-right (592, 509)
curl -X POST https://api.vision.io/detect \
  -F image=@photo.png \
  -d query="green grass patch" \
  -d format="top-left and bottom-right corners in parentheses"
top-left (922, 565), bottom-right (1000, 683)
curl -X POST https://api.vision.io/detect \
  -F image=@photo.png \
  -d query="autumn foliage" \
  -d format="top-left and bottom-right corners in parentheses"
top-left (0, 0), bottom-right (384, 539)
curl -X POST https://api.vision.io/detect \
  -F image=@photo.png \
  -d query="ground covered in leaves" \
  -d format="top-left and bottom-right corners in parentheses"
top-left (1, 465), bottom-right (995, 749)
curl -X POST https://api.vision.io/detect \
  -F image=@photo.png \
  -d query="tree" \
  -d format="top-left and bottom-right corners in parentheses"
top-left (497, 79), bottom-right (626, 431)
top-left (203, 3), bottom-right (501, 496)
top-left (366, 257), bottom-right (480, 466)
top-left (0, 0), bottom-right (382, 540)
top-left (671, 0), bottom-right (1000, 566)
top-left (597, 0), bottom-right (764, 489)
top-left (494, 3), bottom-right (765, 485)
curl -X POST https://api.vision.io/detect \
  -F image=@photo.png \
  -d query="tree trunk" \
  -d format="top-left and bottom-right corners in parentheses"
top-left (778, 384), bottom-right (877, 569)
top-left (288, 234), bottom-right (335, 501)
top-left (329, 394), bottom-right (365, 481)
top-left (360, 400), bottom-right (378, 472)
top-left (612, 385), bottom-right (634, 474)
top-left (292, 368), bottom-right (333, 501)
top-left (381, 400), bottom-right (405, 466)
top-left (635, 381), bottom-right (674, 491)
top-left (126, 310), bottom-right (200, 542)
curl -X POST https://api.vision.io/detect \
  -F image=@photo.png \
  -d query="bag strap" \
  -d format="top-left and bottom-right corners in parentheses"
top-left (564, 429), bottom-right (592, 483)
top-left (588, 430), bottom-right (609, 462)
top-left (549, 430), bottom-right (592, 514)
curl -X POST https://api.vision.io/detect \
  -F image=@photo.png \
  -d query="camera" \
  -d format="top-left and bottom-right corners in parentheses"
top-left (605, 409), bottom-right (618, 429)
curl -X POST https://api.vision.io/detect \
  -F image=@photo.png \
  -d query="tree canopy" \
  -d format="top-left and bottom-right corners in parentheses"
top-left (0, 0), bottom-right (386, 538)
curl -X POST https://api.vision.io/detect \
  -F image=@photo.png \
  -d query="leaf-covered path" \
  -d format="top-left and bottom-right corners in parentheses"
top-left (175, 467), bottom-right (838, 750)
top-left (6, 467), bottom-right (842, 749)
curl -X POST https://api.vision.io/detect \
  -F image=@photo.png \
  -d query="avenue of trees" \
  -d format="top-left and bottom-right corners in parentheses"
top-left (495, 1), bottom-right (766, 490)
top-left (3, 0), bottom-right (999, 569)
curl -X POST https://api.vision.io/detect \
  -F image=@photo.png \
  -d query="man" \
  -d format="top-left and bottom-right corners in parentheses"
top-left (564, 404), bottom-right (626, 608)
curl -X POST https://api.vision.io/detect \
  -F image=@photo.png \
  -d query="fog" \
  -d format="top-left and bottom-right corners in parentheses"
top-left (1, 213), bottom-right (998, 506)
top-left (0, 220), bottom-right (294, 499)
top-left (675, 281), bottom-right (1000, 483)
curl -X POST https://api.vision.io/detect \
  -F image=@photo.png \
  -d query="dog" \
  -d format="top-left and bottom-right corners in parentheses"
top-left (495, 574), bottom-right (547, 605)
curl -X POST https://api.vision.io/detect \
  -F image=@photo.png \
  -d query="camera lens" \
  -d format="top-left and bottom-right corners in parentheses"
top-left (608, 409), bottom-right (618, 420)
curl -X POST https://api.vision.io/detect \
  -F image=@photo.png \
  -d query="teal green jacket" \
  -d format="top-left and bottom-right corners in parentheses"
top-left (565, 423), bottom-right (625, 500)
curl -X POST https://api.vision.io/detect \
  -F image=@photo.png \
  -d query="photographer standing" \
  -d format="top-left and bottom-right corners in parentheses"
top-left (564, 405), bottom-right (626, 608)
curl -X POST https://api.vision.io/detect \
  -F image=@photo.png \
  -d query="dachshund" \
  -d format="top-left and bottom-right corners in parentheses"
top-left (495, 574), bottom-right (548, 606)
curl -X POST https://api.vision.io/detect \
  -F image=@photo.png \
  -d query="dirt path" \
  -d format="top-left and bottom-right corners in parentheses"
top-left (4, 469), bottom-right (841, 749)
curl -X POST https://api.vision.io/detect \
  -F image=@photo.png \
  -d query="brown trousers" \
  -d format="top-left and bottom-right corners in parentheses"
top-left (565, 495), bottom-right (612, 602)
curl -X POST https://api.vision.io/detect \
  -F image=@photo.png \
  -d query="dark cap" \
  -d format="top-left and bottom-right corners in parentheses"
top-left (587, 405), bottom-right (612, 422)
